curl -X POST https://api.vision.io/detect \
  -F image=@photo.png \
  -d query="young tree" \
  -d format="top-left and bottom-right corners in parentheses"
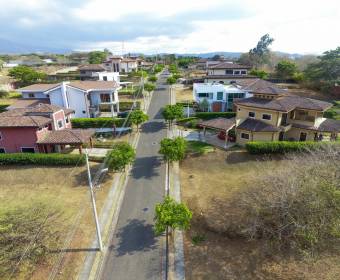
top-left (129, 109), bottom-right (149, 131)
top-left (88, 51), bottom-right (107, 64)
top-left (166, 76), bottom-right (177, 85)
top-left (148, 75), bottom-right (158, 83)
top-left (8, 66), bottom-right (46, 87)
top-left (106, 142), bottom-right (136, 172)
top-left (275, 60), bottom-right (299, 79)
top-left (154, 196), bottom-right (192, 235)
top-left (144, 82), bottom-right (156, 94)
top-left (159, 137), bottom-right (187, 162)
top-left (198, 98), bottom-right (209, 112)
top-left (162, 104), bottom-right (183, 126)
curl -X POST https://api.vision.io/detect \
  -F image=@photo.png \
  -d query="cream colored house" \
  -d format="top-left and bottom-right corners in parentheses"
top-left (234, 87), bottom-right (340, 145)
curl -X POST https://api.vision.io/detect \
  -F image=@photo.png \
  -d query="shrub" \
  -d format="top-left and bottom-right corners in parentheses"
top-left (0, 90), bottom-right (9, 98)
top-left (106, 142), bottom-right (136, 172)
top-left (0, 202), bottom-right (63, 277)
top-left (194, 112), bottom-right (236, 120)
top-left (0, 104), bottom-right (9, 112)
top-left (71, 117), bottom-right (127, 128)
top-left (176, 117), bottom-right (198, 123)
top-left (148, 75), bottom-right (157, 83)
top-left (245, 141), bottom-right (333, 154)
top-left (154, 196), bottom-right (192, 235)
top-left (0, 153), bottom-right (85, 166)
top-left (119, 101), bottom-right (141, 111)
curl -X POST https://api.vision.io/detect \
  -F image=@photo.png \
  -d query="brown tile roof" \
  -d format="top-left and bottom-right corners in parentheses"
top-left (237, 118), bottom-right (280, 132)
top-left (37, 129), bottom-right (96, 144)
top-left (235, 96), bottom-right (333, 112)
top-left (234, 79), bottom-right (287, 94)
top-left (2, 104), bottom-right (74, 116)
top-left (209, 62), bottom-right (252, 69)
top-left (199, 118), bottom-right (236, 131)
top-left (0, 115), bottom-right (51, 127)
top-left (68, 81), bottom-right (119, 91)
top-left (78, 64), bottom-right (106, 71)
top-left (292, 119), bottom-right (340, 133)
top-left (204, 75), bottom-right (256, 80)
top-left (7, 98), bottom-right (50, 110)
top-left (18, 83), bottom-right (61, 92)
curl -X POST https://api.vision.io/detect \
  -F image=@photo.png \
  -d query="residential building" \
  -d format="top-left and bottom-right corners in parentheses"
top-left (16, 81), bottom-right (120, 118)
top-left (104, 56), bottom-right (139, 73)
top-left (193, 83), bottom-right (249, 112)
top-left (234, 88), bottom-right (340, 145)
top-left (79, 64), bottom-right (107, 80)
top-left (0, 103), bottom-right (94, 153)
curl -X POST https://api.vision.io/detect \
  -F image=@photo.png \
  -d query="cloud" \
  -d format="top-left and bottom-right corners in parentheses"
top-left (0, 0), bottom-right (339, 53)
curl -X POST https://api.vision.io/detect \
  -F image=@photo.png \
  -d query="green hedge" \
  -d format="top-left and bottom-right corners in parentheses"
top-left (194, 112), bottom-right (236, 120)
top-left (119, 101), bottom-right (141, 111)
top-left (71, 117), bottom-right (128, 128)
top-left (176, 117), bottom-right (198, 123)
top-left (0, 153), bottom-right (85, 166)
top-left (245, 141), bottom-right (333, 154)
top-left (0, 104), bottom-right (9, 112)
top-left (176, 102), bottom-right (194, 108)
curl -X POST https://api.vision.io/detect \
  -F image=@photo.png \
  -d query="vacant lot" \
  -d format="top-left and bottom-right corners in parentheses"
top-left (180, 149), bottom-right (340, 280)
top-left (174, 85), bottom-right (193, 103)
top-left (0, 164), bottom-right (114, 279)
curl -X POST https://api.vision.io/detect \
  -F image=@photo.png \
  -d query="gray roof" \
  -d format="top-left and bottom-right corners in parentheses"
top-left (237, 118), bottom-right (280, 132)
top-left (209, 62), bottom-right (251, 69)
top-left (235, 96), bottom-right (333, 112)
top-left (293, 119), bottom-right (340, 133)
top-left (18, 83), bottom-right (61, 92)
top-left (199, 117), bottom-right (236, 131)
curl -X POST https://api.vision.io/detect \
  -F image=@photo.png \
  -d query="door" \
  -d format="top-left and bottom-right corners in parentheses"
top-left (299, 132), bottom-right (307, 141)
top-left (279, 132), bottom-right (284, 141)
top-left (281, 113), bottom-right (288, 126)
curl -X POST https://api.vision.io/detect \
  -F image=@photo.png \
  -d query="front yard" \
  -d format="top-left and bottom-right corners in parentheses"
top-left (180, 149), bottom-right (340, 280)
top-left (0, 164), bottom-right (114, 279)
top-left (174, 85), bottom-right (194, 103)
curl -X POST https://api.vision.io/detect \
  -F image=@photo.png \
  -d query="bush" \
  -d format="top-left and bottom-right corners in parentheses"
top-left (0, 202), bottom-right (63, 277)
top-left (0, 153), bottom-right (85, 166)
top-left (245, 141), bottom-right (333, 154)
top-left (71, 117), bottom-right (127, 128)
top-left (194, 112), bottom-right (236, 120)
top-left (0, 104), bottom-right (9, 112)
top-left (0, 90), bottom-right (9, 98)
top-left (176, 117), bottom-right (198, 123)
top-left (119, 101), bottom-right (141, 111)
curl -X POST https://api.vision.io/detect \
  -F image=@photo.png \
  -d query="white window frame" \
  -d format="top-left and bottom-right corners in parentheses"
top-left (241, 133), bottom-right (250, 140)
top-left (0, 147), bottom-right (6, 153)
top-left (262, 113), bottom-right (272, 121)
top-left (21, 147), bottom-right (35, 153)
top-left (248, 111), bottom-right (255, 118)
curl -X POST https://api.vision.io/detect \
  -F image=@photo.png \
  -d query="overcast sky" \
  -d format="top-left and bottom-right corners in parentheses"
top-left (1, 0), bottom-right (339, 54)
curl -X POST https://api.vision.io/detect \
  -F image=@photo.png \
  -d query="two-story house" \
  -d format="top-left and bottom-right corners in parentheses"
top-left (204, 62), bottom-right (253, 84)
top-left (16, 81), bottom-right (120, 118)
top-left (0, 103), bottom-right (95, 154)
top-left (193, 83), bottom-right (249, 112)
top-left (234, 88), bottom-right (340, 145)
top-left (104, 56), bottom-right (138, 73)
top-left (79, 64), bottom-right (107, 80)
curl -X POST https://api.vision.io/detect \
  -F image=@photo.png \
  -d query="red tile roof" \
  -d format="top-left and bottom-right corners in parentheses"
top-left (78, 64), bottom-right (106, 71)
top-left (237, 118), bottom-right (280, 132)
top-left (37, 129), bottom-right (96, 144)
top-left (0, 115), bottom-right (51, 127)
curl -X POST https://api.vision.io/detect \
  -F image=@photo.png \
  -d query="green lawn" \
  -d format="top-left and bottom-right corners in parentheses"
top-left (186, 141), bottom-right (215, 155)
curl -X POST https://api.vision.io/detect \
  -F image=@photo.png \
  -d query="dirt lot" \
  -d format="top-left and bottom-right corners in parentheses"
top-left (174, 85), bottom-right (194, 103)
top-left (180, 149), bottom-right (340, 280)
top-left (0, 164), bottom-right (114, 279)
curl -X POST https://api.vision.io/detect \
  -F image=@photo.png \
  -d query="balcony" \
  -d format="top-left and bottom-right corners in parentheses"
top-left (279, 122), bottom-right (292, 132)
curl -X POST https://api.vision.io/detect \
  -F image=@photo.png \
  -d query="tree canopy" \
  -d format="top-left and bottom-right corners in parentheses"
top-left (148, 75), bottom-right (158, 83)
top-left (154, 196), bottom-right (192, 235)
top-left (162, 104), bottom-right (183, 125)
top-left (8, 66), bottom-right (46, 87)
top-left (166, 76), bottom-right (177, 85)
top-left (159, 137), bottom-right (187, 162)
top-left (144, 82), bottom-right (156, 93)
top-left (88, 51), bottom-right (107, 64)
top-left (275, 60), bottom-right (299, 79)
top-left (129, 109), bottom-right (148, 130)
top-left (106, 142), bottom-right (136, 172)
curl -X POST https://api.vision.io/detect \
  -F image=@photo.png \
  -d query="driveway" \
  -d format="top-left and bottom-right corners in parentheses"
top-left (99, 76), bottom-right (169, 279)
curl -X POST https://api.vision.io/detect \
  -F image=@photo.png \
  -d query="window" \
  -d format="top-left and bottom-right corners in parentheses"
top-left (100, 94), bottom-right (111, 102)
top-left (262, 114), bottom-right (272, 120)
top-left (103, 76), bottom-right (108, 81)
top-left (225, 69), bottom-right (233, 75)
top-left (0, 148), bottom-right (5, 153)
top-left (28, 93), bottom-right (35, 98)
top-left (21, 147), bottom-right (35, 153)
top-left (198, 93), bottom-right (208, 98)
top-left (82, 110), bottom-right (86, 114)
top-left (234, 70), bottom-right (240, 75)
top-left (248, 111), bottom-right (255, 118)
top-left (241, 70), bottom-right (247, 75)
top-left (241, 133), bottom-right (250, 139)
top-left (65, 117), bottom-right (69, 124)
top-left (57, 120), bottom-right (63, 129)
top-left (299, 132), bottom-right (307, 141)
top-left (217, 92), bottom-right (223, 100)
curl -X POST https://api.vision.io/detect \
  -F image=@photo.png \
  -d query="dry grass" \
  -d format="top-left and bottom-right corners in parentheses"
top-left (180, 149), bottom-right (340, 280)
top-left (175, 86), bottom-right (194, 103)
top-left (0, 164), bottom-right (114, 279)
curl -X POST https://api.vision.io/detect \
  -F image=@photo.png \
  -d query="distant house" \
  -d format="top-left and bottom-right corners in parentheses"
top-left (16, 81), bottom-right (120, 118)
top-left (79, 64), bottom-right (107, 80)
top-left (193, 83), bottom-right (249, 112)
top-left (204, 62), bottom-right (253, 84)
top-left (0, 103), bottom-right (95, 154)
top-left (104, 56), bottom-right (139, 73)
top-left (234, 89), bottom-right (340, 145)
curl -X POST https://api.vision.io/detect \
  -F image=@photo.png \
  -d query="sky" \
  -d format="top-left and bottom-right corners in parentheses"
top-left (0, 0), bottom-right (339, 54)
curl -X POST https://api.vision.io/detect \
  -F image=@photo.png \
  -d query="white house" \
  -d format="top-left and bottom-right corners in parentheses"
top-left (17, 81), bottom-right (120, 118)
top-left (104, 56), bottom-right (139, 73)
top-left (193, 83), bottom-right (250, 112)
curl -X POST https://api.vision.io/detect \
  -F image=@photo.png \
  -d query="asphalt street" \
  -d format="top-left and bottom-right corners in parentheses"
top-left (99, 74), bottom-right (169, 280)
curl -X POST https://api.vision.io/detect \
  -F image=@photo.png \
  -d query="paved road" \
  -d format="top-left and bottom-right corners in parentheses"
top-left (99, 75), bottom-right (169, 280)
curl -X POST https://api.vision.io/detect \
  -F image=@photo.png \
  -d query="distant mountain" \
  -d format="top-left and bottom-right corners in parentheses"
top-left (0, 38), bottom-right (70, 54)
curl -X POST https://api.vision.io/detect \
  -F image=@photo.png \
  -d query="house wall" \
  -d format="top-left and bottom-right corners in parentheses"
top-left (236, 129), bottom-right (279, 145)
top-left (21, 91), bottom-right (48, 99)
top-left (284, 127), bottom-right (316, 141)
top-left (52, 110), bottom-right (67, 130)
top-left (208, 69), bottom-right (248, 76)
top-left (49, 87), bottom-right (65, 107)
top-left (236, 105), bottom-right (282, 127)
top-left (66, 87), bottom-right (89, 118)
top-left (0, 127), bottom-right (39, 153)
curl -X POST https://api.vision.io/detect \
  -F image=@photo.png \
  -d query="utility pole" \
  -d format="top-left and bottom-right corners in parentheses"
top-left (85, 150), bottom-right (103, 251)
